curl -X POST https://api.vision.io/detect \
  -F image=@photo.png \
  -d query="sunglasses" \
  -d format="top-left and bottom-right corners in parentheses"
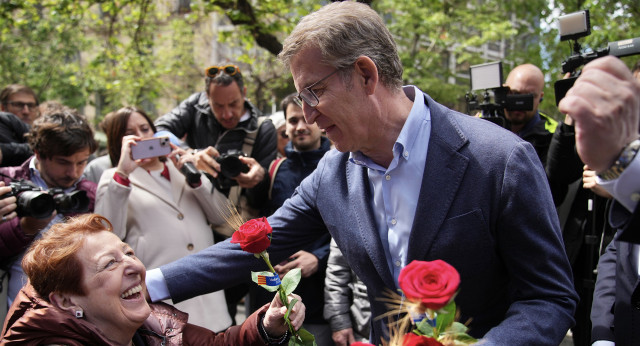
top-left (205, 65), bottom-right (241, 78)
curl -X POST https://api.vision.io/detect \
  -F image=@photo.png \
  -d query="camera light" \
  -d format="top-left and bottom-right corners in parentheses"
top-left (469, 61), bottom-right (503, 91)
top-left (558, 10), bottom-right (590, 41)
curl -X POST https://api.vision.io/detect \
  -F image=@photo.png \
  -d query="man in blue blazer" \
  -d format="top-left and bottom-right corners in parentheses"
top-left (558, 57), bottom-right (640, 345)
top-left (146, 2), bottom-right (577, 344)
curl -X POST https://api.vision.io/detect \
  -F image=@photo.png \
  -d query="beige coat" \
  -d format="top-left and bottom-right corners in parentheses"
top-left (95, 161), bottom-right (232, 332)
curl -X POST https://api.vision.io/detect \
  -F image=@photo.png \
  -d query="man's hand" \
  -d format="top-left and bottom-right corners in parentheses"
top-left (0, 183), bottom-right (17, 223)
top-left (583, 166), bottom-right (613, 199)
top-left (558, 56), bottom-right (640, 173)
top-left (332, 328), bottom-right (357, 346)
top-left (234, 156), bottom-right (265, 188)
top-left (274, 250), bottom-right (319, 279)
top-left (194, 146), bottom-right (222, 178)
top-left (20, 214), bottom-right (55, 236)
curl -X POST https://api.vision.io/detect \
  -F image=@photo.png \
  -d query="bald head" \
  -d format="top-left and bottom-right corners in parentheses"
top-left (503, 64), bottom-right (545, 131)
top-left (505, 64), bottom-right (544, 96)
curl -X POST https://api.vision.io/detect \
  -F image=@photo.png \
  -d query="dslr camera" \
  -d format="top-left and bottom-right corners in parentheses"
top-left (465, 61), bottom-right (534, 128)
top-left (0, 180), bottom-right (90, 219)
top-left (554, 10), bottom-right (640, 104)
top-left (214, 149), bottom-right (249, 190)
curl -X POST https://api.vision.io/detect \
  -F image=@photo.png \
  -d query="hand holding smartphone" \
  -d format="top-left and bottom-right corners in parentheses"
top-left (131, 136), bottom-right (172, 160)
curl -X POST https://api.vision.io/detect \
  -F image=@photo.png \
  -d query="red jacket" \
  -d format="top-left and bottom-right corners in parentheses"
top-left (1, 284), bottom-right (270, 345)
top-left (0, 156), bottom-right (97, 262)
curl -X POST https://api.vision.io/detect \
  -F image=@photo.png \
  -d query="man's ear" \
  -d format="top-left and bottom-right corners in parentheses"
top-left (354, 56), bottom-right (379, 95)
top-left (49, 292), bottom-right (80, 314)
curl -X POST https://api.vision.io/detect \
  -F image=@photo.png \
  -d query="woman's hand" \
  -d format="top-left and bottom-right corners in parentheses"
top-left (116, 135), bottom-right (150, 177)
top-left (262, 293), bottom-right (305, 338)
top-left (0, 182), bottom-right (17, 223)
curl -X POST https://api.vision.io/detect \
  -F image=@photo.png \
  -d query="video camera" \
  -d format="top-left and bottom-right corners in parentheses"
top-left (554, 10), bottom-right (640, 105)
top-left (0, 180), bottom-right (89, 219)
top-left (213, 149), bottom-right (249, 190)
top-left (465, 61), bottom-right (534, 128)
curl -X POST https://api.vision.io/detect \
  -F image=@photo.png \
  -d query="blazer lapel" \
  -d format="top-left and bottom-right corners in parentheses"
top-left (129, 166), bottom-right (179, 211)
top-left (166, 161), bottom-right (186, 205)
top-left (407, 94), bottom-right (469, 262)
top-left (346, 159), bottom-right (396, 289)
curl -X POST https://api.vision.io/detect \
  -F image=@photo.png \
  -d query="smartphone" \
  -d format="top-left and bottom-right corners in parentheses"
top-left (131, 136), bottom-right (172, 160)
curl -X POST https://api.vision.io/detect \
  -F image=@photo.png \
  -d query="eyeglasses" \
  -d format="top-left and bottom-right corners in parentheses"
top-left (279, 130), bottom-right (288, 139)
top-left (205, 65), bottom-right (241, 78)
top-left (6, 101), bottom-right (38, 111)
top-left (294, 69), bottom-right (340, 108)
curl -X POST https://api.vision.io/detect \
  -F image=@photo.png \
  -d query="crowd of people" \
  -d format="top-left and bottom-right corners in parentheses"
top-left (1, 2), bottom-right (640, 345)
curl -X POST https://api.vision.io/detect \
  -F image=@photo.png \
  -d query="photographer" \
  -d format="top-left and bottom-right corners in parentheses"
top-left (0, 107), bottom-right (97, 310)
top-left (503, 64), bottom-right (557, 166)
top-left (155, 64), bottom-right (277, 236)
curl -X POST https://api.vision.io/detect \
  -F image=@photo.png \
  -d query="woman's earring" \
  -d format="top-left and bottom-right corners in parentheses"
top-left (75, 308), bottom-right (84, 319)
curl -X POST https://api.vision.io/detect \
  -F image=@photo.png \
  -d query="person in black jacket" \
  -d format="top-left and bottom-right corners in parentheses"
top-left (0, 112), bottom-right (31, 167)
top-left (155, 65), bottom-right (276, 219)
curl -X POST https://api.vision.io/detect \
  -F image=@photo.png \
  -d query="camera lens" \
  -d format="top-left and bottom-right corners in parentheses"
top-left (16, 191), bottom-right (55, 219)
top-left (53, 190), bottom-right (90, 214)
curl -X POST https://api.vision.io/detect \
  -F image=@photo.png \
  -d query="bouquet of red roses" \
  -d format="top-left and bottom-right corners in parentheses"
top-left (369, 260), bottom-right (476, 346)
top-left (230, 217), bottom-right (316, 346)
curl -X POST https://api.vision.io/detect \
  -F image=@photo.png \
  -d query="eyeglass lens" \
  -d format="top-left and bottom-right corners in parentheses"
top-left (8, 101), bottom-right (37, 111)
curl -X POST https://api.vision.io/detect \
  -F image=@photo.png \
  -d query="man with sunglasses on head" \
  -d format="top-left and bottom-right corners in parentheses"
top-left (155, 64), bottom-right (276, 227)
top-left (146, 2), bottom-right (577, 345)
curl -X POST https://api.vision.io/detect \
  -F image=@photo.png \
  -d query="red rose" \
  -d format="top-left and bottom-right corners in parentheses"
top-left (402, 333), bottom-right (444, 346)
top-left (398, 260), bottom-right (460, 310)
top-left (230, 217), bottom-right (273, 253)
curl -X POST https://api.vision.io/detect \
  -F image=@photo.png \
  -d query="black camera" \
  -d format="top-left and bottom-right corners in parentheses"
top-left (216, 149), bottom-right (249, 179)
top-left (554, 10), bottom-right (640, 105)
top-left (465, 61), bottom-right (534, 128)
top-left (0, 180), bottom-right (89, 219)
top-left (209, 149), bottom-right (250, 190)
top-left (49, 188), bottom-right (90, 215)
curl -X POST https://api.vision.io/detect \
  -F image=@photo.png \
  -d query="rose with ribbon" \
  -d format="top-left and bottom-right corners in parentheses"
top-left (231, 217), bottom-right (316, 346)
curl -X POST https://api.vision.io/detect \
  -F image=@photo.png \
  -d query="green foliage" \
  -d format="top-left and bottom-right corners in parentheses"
top-left (1, 0), bottom-right (637, 124)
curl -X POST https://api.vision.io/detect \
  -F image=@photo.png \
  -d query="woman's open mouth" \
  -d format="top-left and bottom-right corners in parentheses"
top-left (121, 284), bottom-right (143, 300)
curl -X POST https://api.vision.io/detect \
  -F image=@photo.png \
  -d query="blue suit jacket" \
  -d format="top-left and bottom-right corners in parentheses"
top-left (591, 202), bottom-right (640, 345)
top-left (160, 93), bottom-right (577, 345)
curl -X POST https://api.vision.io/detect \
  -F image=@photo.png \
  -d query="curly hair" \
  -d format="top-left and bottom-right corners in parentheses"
top-left (22, 214), bottom-right (114, 301)
top-left (27, 107), bottom-right (97, 159)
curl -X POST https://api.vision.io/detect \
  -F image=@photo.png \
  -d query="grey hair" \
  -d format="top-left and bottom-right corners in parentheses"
top-left (278, 1), bottom-right (403, 91)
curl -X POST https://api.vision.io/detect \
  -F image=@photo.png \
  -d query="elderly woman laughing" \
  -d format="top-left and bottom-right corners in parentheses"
top-left (1, 214), bottom-right (305, 345)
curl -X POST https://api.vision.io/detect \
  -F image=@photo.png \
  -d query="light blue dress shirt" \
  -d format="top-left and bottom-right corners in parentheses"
top-left (350, 85), bottom-right (431, 287)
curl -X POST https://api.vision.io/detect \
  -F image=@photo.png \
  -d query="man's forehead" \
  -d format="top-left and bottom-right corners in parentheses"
top-left (9, 92), bottom-right (36, 102)
top-left (50, 149), bottom-right (91, 161)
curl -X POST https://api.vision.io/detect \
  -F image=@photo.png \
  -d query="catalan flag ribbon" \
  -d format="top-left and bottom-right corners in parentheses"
top-left (257, 274), bottom-right (281, 287)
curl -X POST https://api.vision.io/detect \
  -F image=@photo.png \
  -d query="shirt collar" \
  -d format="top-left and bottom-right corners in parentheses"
top-left (350, 85), bottom-right (429, 170)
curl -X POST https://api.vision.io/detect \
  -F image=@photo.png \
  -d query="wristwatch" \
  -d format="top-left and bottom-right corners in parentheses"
top-left (598, 139), bottom-right (640, 181)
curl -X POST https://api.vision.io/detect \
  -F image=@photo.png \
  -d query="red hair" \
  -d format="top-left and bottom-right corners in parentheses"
top-left (22, 214), bottom-right (113, 301)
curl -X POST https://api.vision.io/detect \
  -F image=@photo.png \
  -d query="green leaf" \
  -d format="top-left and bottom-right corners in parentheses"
top-left (415, 319), bottom-right (435, 337)
top-left (436, 300), bottom-right (456, 335)
top-left (289, 327), bottom-right (317, 346)
top-left (280, 268), bottom-right (302, 295)
top-left (251, 271), bottom-right (280, 292)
